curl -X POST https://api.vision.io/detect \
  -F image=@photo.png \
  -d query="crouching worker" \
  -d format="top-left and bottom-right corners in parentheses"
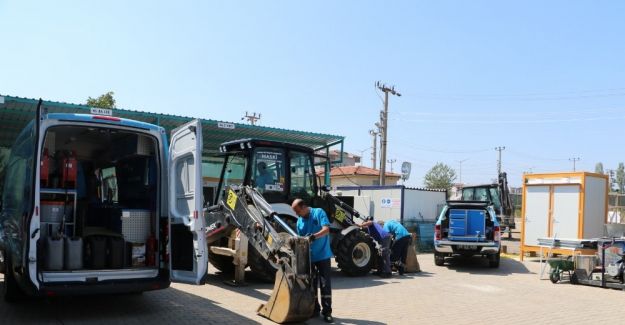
top-left (291, 199), bottom-right (334, 323)
top-left (378, 219), bottom-right (411, 275)
top-left (359, 217), bottom-right (392, 278)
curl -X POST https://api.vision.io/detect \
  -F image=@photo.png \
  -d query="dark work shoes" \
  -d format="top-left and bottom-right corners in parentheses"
top-left (323, 314), bottom-right (334, 323)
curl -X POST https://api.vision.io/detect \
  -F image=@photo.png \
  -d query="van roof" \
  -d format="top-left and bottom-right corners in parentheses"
top-left (46, 113), bottom-right (164, 133)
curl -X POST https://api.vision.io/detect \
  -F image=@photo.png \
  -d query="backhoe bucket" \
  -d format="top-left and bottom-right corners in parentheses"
top-left (257, 267), bottom-right (315, 323)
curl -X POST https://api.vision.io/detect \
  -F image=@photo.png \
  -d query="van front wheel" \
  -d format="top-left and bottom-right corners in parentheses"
top-left (2, 261), bottom-right (25, 303)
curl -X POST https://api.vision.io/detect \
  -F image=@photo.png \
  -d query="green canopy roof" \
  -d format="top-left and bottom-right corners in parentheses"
top-left (0, 95), bottom-right (344, 156)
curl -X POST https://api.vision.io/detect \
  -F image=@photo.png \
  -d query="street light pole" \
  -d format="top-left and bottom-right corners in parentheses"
top-left (376, 81), bottom-right (401, 186)
top-left (569, 157), bottom-right (580, 171)
top-left (457, 158), bottom-right (469, 184)
top-left (369, 129), bottom-right (379, 169)
top-left (242, 111), bottom-right (262, 125)
top-left (495, 146), bottom-right (506, 176)
top-left (387, 159), bottom-right (397, 173)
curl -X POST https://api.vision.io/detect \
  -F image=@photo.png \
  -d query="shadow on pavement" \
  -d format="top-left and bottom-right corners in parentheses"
top-left (206, 270), bottom-right (273, 301)
top-left (330, 268), bottom-right (431, 290)
top-left (306, 317), bottom-right (387, 325)
top-left (0, 280), bottom-right (261, 324)
top-left (443, 256), bottom-right (531, 276)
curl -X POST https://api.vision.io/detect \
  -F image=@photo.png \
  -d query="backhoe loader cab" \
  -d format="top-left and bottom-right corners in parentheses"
top-left (215, 139), bottom-right (318, 206)
top-left (212, 139), bottom-right (376, 277)
top-left (0, 108), bottom-right (208, 301)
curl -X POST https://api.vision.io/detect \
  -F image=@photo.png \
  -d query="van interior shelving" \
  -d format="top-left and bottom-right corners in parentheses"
top-left (37, 125), bottom-right (160, 282)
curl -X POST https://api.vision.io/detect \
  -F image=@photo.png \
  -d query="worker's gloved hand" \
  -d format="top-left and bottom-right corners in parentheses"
top-left (308, 234), bottom-right (316, 242)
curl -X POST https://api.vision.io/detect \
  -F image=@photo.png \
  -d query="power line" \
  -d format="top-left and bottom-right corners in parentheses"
top-left (507, 150), bottom-right (569, 162)
top-left (408, 87), bottom-right (625, 101)
top-left (389, 114), bottom-right (625, 125)
top-left (394, 106), bottom-right (625, 119)
top-left (395, 140), bottom-right (491, 154)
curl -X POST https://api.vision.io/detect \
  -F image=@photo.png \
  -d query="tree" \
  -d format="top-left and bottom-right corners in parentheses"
top-left (595, 162), bottom-right (604, 174)
top-left (617, 163), bottom-right (625, 193)
top-left (424, 162), bottom-right (457, 191)
top-left (86, 91), bottom-right (116, 108)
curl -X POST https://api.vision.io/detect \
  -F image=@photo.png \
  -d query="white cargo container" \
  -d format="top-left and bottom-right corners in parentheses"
top-left (520, 172), bottom-right (609, 258)
top-left (333, 185), bottom-right (447, 223)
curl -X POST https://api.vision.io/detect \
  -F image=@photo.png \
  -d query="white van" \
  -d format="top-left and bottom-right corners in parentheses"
top-left (0, 107), bottom-right (207, 301)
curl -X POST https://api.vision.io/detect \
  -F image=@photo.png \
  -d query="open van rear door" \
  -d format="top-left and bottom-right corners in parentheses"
top-left (168, 119), bottom-right (208, 284)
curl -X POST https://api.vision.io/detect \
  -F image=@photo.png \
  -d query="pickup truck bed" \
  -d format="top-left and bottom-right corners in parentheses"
top-left (434, 202), bottom-right (501, 268)
top-left (449, 209), bottom-right (487, 242)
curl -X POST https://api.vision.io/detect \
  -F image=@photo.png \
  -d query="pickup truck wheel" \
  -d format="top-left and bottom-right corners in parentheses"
top-left (488, 252), bottom-right (500, 268)
top-left (434, 253), bottom-right (445, 266)
top-left (2, 260), bottom-right (25, 303)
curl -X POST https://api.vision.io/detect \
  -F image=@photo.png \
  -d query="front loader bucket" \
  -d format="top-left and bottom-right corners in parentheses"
top-left (257, 267), bottom-right (315, 323)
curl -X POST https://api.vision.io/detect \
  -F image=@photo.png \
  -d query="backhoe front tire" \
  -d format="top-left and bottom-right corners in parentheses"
top-left (335, 230), bottom-right (376, 276)
top-left (248, 246), bottom-right (277, 283)
top-left (208, 251), bottom-right (235, 274)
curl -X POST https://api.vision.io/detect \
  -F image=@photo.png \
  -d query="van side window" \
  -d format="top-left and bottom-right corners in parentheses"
top-left (2, 121), bottom-right (36, 217)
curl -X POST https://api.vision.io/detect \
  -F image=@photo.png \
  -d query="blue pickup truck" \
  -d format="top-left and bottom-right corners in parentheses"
top-left (434, 201), bottom-right (501, 268)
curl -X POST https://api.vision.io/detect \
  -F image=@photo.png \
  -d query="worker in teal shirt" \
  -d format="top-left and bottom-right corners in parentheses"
top-left (380, 220), bottom-right (411, 275)
top-left (292, 199), bottom-right (334, 323)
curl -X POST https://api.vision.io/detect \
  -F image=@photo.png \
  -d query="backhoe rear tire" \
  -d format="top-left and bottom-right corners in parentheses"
top-left (335, 230), bottom-right (376, 276)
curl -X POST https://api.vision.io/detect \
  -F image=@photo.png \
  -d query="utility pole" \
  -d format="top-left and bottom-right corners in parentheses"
top-left (369, 129), bottom-right (379, 169)
top-left (387, 159), bottom-right (397, 173)
top-left (376, 81), bottom-right (401, 185)
top-left (495, 146), bottom-right (506, 176)
top-left (241, 111), bottom-right (261, 125)
top-left (457, 158), bottom-right (469, 184)
top-left (569, 157), bottom-right (580, 171)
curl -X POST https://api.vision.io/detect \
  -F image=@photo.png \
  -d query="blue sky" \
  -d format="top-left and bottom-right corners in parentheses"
top-left (2, 1), bottom-right (625, 187)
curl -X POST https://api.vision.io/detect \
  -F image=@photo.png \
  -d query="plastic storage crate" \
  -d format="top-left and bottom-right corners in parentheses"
top-left (415, 223), bottom-right (435, 252)
top-left (121, 209), bottom-right (151, 243)
top-left (41, 201), bottom-right (66, 223)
